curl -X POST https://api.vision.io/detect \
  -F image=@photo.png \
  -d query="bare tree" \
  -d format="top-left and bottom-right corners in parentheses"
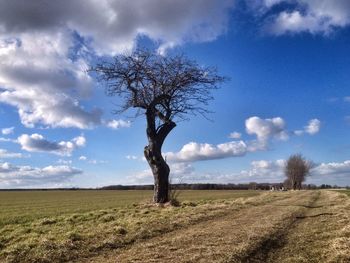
top-left (90, 50), bottom-right (225, 203)
top-left (285, 154), bottom-right (312, 190)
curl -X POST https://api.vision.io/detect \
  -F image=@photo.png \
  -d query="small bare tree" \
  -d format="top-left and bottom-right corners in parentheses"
top-left (91, 50), bottom-right (225, 203)
top-left (285, 154), bottom-right (312, 190)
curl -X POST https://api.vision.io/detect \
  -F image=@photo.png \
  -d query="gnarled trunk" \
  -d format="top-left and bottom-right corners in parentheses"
top-left (144, 144), bottom-right (170, 203)
top-left (144, 109), bottom-right (176, 203)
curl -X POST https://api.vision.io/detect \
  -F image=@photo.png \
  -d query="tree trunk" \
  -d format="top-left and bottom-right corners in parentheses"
top-left (144, 108), bottom-right (176, 203)
top-left (144, 143), bottom-right (170, 203)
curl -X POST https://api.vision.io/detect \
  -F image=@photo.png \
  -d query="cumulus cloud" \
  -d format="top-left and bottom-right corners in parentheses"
top-left (1, 127), bottom-right (14, 135)
top-left (245, 116), bottom-right (289, 142)
top-left (0, 148), bottom-right (23, 159)
top-left (295, 118), bottom-right (321, 135)
top-left (0, 0), bottom-right (234, 54)
top-left (0, 162), bottom-right (82, 188)
top-left (230, 159), bottom-right (350, 185)
top-left (72, 136), bottom-right (86, 147)
top-left (257, 0), bottom-right (350, 35)
top-left (0, 0), bottom-right (234, 128)
top-left (165, 141), bottom-right (248, 163)
top-left (304, 119), bottom-right (321, 135)
top-left (0, 34), bottom-right (102, 129)
top-left (312, 160), bottom-right (350, 177)
top-left (106, 119), bottom-right (131, 130)
top-left (127, 157), bottom-right (350, 186)
top-left (233, 159), bottom-right (350, 185)
top-left (17, 134), bottom-right (86, 156)
top-left (165, 116), bottom-right (320, 163)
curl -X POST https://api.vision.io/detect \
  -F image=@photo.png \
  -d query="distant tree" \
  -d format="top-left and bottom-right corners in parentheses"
top-left (285, 154), bottom-right (312, 190)
top-left (91, 50), bottom-right (225, 203)
top-left (248, 182), bottom-right (257, 190)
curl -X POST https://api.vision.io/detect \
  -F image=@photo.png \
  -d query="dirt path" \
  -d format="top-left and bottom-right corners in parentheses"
top-left (82, 190), bottom-right (349, 263)
top-left (256, 190), bottom-right (350, 263)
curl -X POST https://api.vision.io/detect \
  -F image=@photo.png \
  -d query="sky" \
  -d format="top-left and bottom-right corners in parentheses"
top-left (0, 0), bottom-right (350, 188)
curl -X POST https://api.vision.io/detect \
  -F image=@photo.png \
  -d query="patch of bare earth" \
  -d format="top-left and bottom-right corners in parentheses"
top-left (82, 190), bottom-right (349, 263)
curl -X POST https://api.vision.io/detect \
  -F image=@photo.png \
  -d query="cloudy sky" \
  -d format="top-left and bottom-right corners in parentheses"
top-left (0, 0), bottom-right (350, 188)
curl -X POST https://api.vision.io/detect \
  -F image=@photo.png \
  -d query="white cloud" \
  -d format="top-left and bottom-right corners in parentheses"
top-left (126, 157), bottom-right (350, 186)
top-left (312, 160), bottom-right (350, 176)
top-left (1, 127), bottom-right (14, 135)
top-left (0, 161), bottom-right (82, 188)
top-left (72, 136), bottom-right (86, 147)
top-left (0, 0), bottom-right (234, 54)
top-left (0, 148), bottom-right (23, 159)
top-left (304, 119), bottom-right (321, 135)
top-left (107, 119), bottom-right (131, 130)
top-left (229, 131), bottom-right (242, 139)
top-left (270, 11), bottom-right (323, 35)
top-left (0, 34), bottom-right (102, 129)
top-left (294, 118), bottom-right (321, 136)
top-left (0, 1), bottom-right (234, 52)
top-left (260, 0), bottom-right (350, 35)
top-left (0, 0), bottom-right (234, 129)
top-left (245, 116), bottom-right (289, 142)
top-left (163, 116), bottom-right (320, 164)
top-left (229, 158), bottom-right (350, 185)
top-left (165, 141), bottom-right (248, 163)
top-left (344, 96), bottom-right (350, 102)
top-left (79, 155), bottom-right (87, 161)
top-left (17, 134), bottom-right (86, 156)
top-left (310, 160), bottom-right (350, 185)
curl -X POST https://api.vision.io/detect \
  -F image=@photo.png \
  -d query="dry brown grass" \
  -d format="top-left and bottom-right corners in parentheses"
top-left (84, 191), bottom-right (350, 263)
top-left (0, 191), bottom-right (261, 263)
top-left (1, 190), bottom-right (348, 263)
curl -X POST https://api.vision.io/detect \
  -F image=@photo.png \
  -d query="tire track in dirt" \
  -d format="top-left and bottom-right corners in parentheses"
top-left (234, 191), bottom-right (322, 263)
top-left (83, 191), bottom-right (317, 263)
top-left (237, 190), bottom-right (350, 263)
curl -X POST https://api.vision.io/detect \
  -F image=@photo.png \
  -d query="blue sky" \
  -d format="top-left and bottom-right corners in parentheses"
top-left (0, 0), bottom-right (349, 188)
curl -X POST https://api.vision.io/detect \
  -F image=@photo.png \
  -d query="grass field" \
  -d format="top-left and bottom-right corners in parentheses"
top-left (0, 190), bottom-right (348, 263)
top-left (0, 190), bottom-right (259, 226)
top-left (337, 189), bottom-right (350, 197)
top-left (0, 190), bottom-right (260, 262)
